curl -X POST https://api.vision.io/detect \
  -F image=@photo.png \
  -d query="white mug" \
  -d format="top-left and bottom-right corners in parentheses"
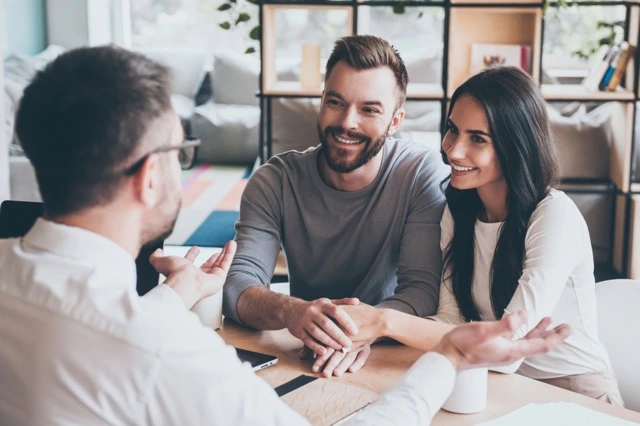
top-left (191, 291), bottom-right (223, 329)
top-left (442, 367), bottom-right (488, 414)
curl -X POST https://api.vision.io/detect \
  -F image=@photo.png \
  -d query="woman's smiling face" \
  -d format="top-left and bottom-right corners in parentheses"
top-left (442, 94), bottom-right (505, 192)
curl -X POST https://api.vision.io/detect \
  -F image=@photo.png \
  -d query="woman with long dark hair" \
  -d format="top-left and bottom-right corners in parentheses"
top-left (338, 66), bottom-right (623, 405)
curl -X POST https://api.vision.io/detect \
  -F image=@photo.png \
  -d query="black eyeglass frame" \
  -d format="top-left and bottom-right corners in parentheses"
top-left (123, 138), bottom-right (201, 176)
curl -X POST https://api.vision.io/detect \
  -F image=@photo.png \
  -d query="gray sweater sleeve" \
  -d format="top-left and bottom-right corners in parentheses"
top-left (376, 155), bottom-right (447, 317)
top-left (222, 163), bottom-right (283, 324)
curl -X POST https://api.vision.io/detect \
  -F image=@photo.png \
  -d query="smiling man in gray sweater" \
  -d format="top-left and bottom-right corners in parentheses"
top-left (223, 35), bottom-right (448, 376)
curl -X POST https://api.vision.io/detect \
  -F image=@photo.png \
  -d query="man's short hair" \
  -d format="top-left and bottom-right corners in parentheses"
top-left (15, 45), bottom-right (172, 217)
top-left (325, 35), bottom-right (408, 106)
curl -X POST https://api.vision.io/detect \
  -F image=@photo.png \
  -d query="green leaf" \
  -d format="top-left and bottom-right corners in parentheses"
top-left (392, 4), bottom-right (405, 14)
top-left (249, 26), bottom-right (260, 41)
top-left (245, 47), bottom-right (256, 54)
top-left (219, 22), bottom-right (231, 30)
top-left (247, 0), bottom-right (259, 4)
top-left (217, 3), bottom-right (232, 11)
top-left (229, 0), bottom-right (236, 3)
top-left (236, 13), bottom-right (250, 24)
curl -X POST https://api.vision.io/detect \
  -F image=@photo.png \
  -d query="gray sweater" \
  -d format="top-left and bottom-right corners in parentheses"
top-left (223, 138), bottom-right (448, 324)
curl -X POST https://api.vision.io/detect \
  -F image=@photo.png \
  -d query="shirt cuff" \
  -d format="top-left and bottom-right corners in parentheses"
top-left (143, 283), bottom-right (187, 310)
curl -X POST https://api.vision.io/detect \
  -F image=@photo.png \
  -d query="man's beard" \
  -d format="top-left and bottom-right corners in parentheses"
top-left (317, 122), bottom-right (390, 174)
top-left (140, 170), bottom-right (181, 248)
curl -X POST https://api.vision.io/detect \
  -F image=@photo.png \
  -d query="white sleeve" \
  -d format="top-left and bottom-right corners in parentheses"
top-left (343, 352), bottom-right (456, 426)
top-left (492, 193), bottom-right (585, 374)
top-left (144, 312), bottom-right (309, 426)
top-left (142, 283), bottom-right (186, 309)
top-left (429, 205), bottom-right (466, 325)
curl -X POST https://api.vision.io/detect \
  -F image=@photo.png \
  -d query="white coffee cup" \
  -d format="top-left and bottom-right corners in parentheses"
top-left (191, 291), bottom-right (224, 329)
top-left (442, 367), bottom-right (488, 414)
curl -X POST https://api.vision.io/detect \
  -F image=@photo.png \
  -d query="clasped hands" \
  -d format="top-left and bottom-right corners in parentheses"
top-left (284, 297), bottom-right (384, 377)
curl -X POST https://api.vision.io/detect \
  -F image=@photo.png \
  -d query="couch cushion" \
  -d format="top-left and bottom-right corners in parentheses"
top-left (139, 48), bottom-right (208, 98)
top-left (192, 102), bottom-right (259, 164)
top-left (549, 103), bottom-right (612, 179)
top-left (211, 51), bottom-right (260, 107)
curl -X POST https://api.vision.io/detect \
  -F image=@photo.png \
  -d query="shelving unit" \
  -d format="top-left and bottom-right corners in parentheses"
top-left (257, 0), bottom-right (640, 278)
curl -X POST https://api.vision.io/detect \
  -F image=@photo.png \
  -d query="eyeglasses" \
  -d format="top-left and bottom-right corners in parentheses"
top-left (123, 138), bottom-right (201, 175)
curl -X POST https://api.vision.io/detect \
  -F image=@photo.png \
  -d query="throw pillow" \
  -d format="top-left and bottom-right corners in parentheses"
top-left (549, 103), bottom-right (612, 179)
top-left (212, 51), bottom-right (260, 107)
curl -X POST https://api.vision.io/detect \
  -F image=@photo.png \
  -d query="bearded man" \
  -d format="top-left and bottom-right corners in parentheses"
top-left (223, 35), bottom-right (448, 377)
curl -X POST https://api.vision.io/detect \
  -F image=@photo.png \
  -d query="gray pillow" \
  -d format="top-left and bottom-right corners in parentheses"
top-left (139, 48), bottom-right (207, 98)
top-left (192, 102), bottom-right (260, 164)
top-left (271, 98), bottom-right (320, 155)
top-left (212, 51), bottom-right (260, 107)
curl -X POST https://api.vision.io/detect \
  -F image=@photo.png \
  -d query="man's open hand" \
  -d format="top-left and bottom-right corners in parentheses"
top-left (150, 240), bottom-right (236, 309)
top-left (434, 310), bottom-right (572, 371)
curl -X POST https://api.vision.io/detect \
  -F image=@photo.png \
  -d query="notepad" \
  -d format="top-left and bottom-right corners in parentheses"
top-left (281, 379), bottom-right (377, 426)
top-left (477, 402), bottom-right (637, 426)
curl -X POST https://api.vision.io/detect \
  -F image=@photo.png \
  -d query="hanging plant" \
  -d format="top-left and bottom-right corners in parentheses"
top-left (217, 0), bottom-right (260, 54)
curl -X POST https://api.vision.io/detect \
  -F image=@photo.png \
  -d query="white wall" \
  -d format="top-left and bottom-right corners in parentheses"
top-left (0, 1), bottom-right (11, 201)
top-left (46, 0), bottom-right (112, 48)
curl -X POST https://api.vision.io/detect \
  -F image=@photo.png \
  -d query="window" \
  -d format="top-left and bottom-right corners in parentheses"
top-left (128, 0), bottom-right (259, 57)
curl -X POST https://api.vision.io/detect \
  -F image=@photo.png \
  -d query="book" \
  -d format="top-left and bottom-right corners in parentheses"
top-left (598, 47), bottom-right (621, 91)
top-left (582, 44), bottom-right (613, 92)
top-left (607, 42), bottom-right (636, 91)
top-left (469, 43), bottom-right (532, 76)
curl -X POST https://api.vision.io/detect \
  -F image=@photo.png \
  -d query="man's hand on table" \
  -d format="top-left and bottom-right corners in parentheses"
top-left (299, 339), bottom-right (374, 377)
top-left (283, 297), bottom-right (360, 356)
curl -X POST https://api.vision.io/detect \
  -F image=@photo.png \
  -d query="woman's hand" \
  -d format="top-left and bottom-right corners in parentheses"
top-left (334, 300), bottom-right (389, 343)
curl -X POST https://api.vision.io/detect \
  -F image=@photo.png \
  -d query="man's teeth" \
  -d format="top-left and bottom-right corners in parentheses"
top-left (335, 135), bottom-right (361, 144)
top-left (451, 164), bottom-right (475, 172)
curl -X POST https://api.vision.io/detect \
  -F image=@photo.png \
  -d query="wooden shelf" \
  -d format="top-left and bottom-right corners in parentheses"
top-left (447, 7), bottom-right (541, 95)
top-left (541, 84), bottom-right (635, 101)
top-left (258, 0), bottom-right (640, 278)
top-left (263, 81), bottom-right (324, 97)
top-left (262, 79), bottom-right (443, 99)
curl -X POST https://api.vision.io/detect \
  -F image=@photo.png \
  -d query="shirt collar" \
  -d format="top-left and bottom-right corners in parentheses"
top-left (23, 218), bottom-right (137, 287)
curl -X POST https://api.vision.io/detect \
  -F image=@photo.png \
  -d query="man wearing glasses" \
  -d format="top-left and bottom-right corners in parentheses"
top-left (0, 45), bottom-right (570, 425)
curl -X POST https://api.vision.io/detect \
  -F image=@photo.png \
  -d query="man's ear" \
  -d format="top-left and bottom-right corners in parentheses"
top-left (133, 154), bottom-right (161, 207)
top-left (388, 106), bottom-right (406, 136)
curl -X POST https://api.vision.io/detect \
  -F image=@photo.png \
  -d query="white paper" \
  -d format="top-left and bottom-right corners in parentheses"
top-left (477, 402), bottom-right (638, 426)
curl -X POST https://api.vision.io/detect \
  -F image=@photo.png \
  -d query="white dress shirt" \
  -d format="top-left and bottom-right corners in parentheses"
top-left (433, 190), bottom-right (613, 379)
top-left (0, 219), bottom-right (456, 425)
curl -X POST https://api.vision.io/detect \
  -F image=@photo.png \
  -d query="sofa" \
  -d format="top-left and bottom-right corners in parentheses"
top-left (3, 46), bottom-right (211, 201)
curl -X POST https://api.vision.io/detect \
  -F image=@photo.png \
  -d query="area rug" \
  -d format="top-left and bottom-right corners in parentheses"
top-left (165, 162), bottom-right (253, 247)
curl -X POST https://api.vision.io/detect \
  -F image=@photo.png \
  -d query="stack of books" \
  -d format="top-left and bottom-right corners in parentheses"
top-left (582, 42), bottom-right (637, 92)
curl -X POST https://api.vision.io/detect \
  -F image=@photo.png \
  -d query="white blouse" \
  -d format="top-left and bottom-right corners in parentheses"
top-left (433, 190), bottom-right (613, 379)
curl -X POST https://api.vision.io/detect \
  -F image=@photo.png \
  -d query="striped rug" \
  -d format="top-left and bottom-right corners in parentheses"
top-left (166, 163), bottom-right (253, 247)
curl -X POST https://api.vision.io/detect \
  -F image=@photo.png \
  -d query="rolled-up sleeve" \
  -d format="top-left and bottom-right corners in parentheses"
top-left (222, 164), bottom-right (284, 324)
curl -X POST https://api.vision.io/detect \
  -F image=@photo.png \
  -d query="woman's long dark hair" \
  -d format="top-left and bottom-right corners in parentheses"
top-left (441, 66), bottom-right (559, 321)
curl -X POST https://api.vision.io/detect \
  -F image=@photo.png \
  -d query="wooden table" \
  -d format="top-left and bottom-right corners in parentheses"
top-left (217, 320), bottom-right (640, 425)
